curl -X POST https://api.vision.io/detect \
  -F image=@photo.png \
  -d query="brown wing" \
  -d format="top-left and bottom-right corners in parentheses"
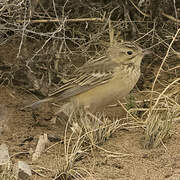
top-left (48, 57), bottom-right (118, 100)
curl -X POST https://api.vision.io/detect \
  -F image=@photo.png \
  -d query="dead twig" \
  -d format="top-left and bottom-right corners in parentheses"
top-left (128, 0), bottom-right (150, 17)
top-left (16, 17), bottom-right (105, 24)
top-left (150, 28), bottom-right (180, 110)
top-left (162, 12), bottom-right (180, 24)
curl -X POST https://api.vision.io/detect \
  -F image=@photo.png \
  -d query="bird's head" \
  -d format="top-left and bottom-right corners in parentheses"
top-left (107, 42), bottom-right (150, 66)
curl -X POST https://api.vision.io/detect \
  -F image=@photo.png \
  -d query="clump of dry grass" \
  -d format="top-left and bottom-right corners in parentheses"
top-left (54, 109), bottom-right (127, 179)
top-left (143, 109), bottom-right (174, 149)
top-left (73, 111), bottom-right (123, 146)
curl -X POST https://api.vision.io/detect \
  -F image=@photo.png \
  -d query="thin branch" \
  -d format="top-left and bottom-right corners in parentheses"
top-left (16, 17), bottom-right (105, 24)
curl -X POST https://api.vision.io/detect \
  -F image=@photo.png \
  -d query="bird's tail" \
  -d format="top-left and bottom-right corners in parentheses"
top-left (22, 97), bottom-right (54, 109)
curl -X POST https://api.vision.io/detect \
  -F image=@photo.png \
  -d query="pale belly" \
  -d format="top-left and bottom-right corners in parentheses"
top-left (72, 71), bottom-right (140, 111)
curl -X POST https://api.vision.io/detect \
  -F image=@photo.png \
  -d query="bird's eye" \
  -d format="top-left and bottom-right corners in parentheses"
top-left (127, 51), bottom-right (133, 55)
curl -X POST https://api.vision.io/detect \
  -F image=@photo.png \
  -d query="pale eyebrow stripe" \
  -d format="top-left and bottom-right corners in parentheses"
top-left (122, 42), bottom-right (139, 51)
top-left (125, 45), bottom-right (138, 51)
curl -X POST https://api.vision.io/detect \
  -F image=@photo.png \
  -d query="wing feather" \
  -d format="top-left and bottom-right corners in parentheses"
top-left (48, 57), bottom-right (118, 100)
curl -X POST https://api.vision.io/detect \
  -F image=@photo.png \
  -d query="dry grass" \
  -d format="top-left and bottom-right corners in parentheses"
top-left (54, 110), bottom-right (124, 179)
top-left (143, 110), bottom-right (174, 149)
top-left (53, 108), bottom-right (138, 179)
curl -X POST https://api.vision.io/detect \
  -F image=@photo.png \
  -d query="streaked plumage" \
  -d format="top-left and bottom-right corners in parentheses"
top-left (26, 41), bottom-right (148, 115)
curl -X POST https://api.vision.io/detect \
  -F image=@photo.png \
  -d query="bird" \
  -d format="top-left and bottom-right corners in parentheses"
top-left (26, 41), bottom-right (149, 115)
